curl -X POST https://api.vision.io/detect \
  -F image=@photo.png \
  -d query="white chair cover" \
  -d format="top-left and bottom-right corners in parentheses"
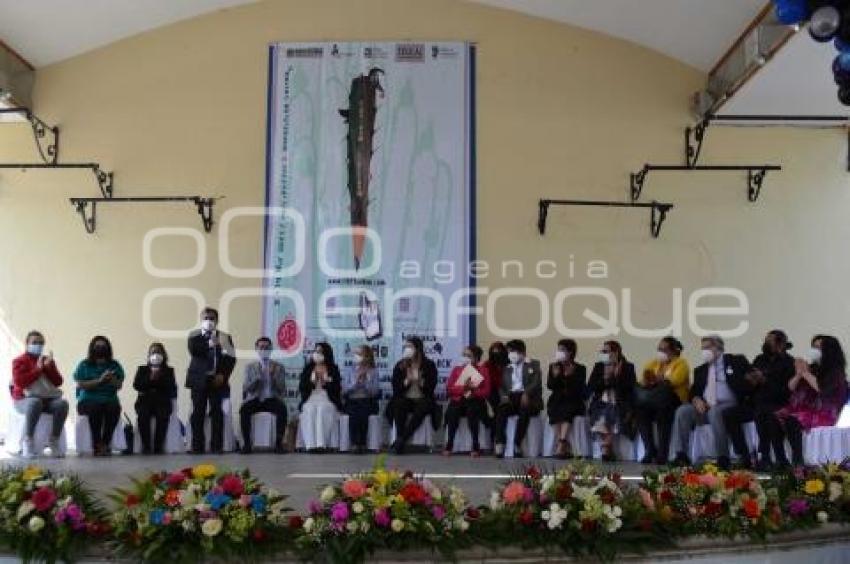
top-left (542, 417), bottom-right (591, 457)
top-left (504, 414), bottom-right (544, 458)
top-left (446, 419), bottom-right (491, 453)
top-left (5, 409), bottom-right (68, 456)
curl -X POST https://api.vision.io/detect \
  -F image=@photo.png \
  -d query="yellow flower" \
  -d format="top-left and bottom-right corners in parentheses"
top-left (374, 470), bottom-right (390, 487)
top-left (805, 479), bottom-right (826, 495)
top-left (192, 464), bottom-right (217, 479)
top-left (21, 466), bottom-right (43, 482)
top-left (702, 463), bottom-right (718, 476)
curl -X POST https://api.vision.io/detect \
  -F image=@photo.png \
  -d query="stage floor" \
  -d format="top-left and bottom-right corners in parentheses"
top-left (0, 450), bottom-right (654, 510)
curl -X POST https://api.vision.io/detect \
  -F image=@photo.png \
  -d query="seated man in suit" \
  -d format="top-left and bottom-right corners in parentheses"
top-left (493, 339), bottom-right (543, 458)
top-left (239, 336), bottom-right (288, 454)
top-left (670, 335), bottom-right (750, 470)
top-left (186, 307), bottom-right (236, 454)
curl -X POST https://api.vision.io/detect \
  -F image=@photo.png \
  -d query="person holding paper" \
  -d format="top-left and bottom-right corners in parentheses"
top-left (546, 339), bottom-right (587, 459)
top-left (443, 345), bottom-right (491, 457)
top-left (11, 330), bottom-right (69, 458)
top-left (298, 342), bottom-right (342, 452)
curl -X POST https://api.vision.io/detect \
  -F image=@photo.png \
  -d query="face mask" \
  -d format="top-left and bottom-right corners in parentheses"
top-left (402, 346), bottom-right (415, 359)
top-left (258, 349), bottom-right (271, 361)
top-left (700, 349), bottom-right (716, 364)
top-left (598, 352), bottom-right (611, 365)
top-left (26, 344), bottom-right (43, 357)
top-left (149, 353), bottom-right (164, 366)
top-left (507, 351), bottom-right (521, 364)
top-left (93, 345), bottom-right (108, 358)
top-left (312, 352), bottom-right (325, 364)
top-left (459, 356), bottom-right (472, 366)
top-left (555, 350), bottom-right (567, 362)
top-left (353, 353), bottom-right (364, 364)
top-left (656, 351), bottom-right (669, 363)
top-left (805, 347), bottom-right (822, 365)
top-left (201, 319), bottom-right (216, 332)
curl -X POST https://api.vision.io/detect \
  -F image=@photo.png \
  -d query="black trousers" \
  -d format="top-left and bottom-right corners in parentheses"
top-left (135, 397), bottom-right (172, 453)
top-left (392, 397), bottom-right (431, 446)
top-left (445, 397), bottom-right (486, 451)
top-left (78, 401), bottom-right (121, 449)
top-left (190, 388), bottom-right (225, 452)
top-left (345, 398), bottom-right (375, 448)
top-left (239, 398), bottom-right (287, 449)
top-left (494, 392), bottom-right (539, 447)
top-left (779, 416), bottom-right (804, 465)
top-left (725, 404), bottom-right (793, 464)
top-left (723, 404), bottom-right (757, 460)
top-left (635, 391), bottom-right (679, 463)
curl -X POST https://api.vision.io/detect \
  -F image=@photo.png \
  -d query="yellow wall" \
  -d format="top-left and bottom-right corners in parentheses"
top-left (1, 0), bottom-right (848, 419)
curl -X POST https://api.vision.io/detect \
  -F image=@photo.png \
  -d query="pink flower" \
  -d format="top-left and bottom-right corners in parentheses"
top-left (503, 481), bottom-right (527, 505)
top-left (239, 495), bottom-right (252, 507)
top-left (698, 473), bottom-right (719, 488)
top-left (431, 505), bottom-right (446, 520)
top-left (638, 488), bottom-right (656, 511)
top-left (522, 487), bottom-right (534, 504)
top-left (342, 479), bottom-right (368, 499)
top-left (331, 501), bottom-right (350, 523)
top-left (162, 512), bottom-right (172, 525)
top-left (165, 472), bottom-right (187, 487)
top-left (374, 507), bottom-right (391, 527)
top-left (219, 475), bottom-right (244, 497)
top-left (32, 487), bottom-right (57, 512)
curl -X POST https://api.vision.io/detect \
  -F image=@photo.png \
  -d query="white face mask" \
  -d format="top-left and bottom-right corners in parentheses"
top-left (555, 350), bottom-right (567, 362)
top-left (26, 344), bottom-right (44, 357)
top-left (149, 353), bottom-right (164, 366)
top-left (805, 347), bottom-right (823, 365)
top-left (402, 346), bottom-right (415, 359)
top-left (656, 351), bottom-right (669, 363)
top-left (597, 352), bottom-right (611, 365)
top-left (507, 351), bottom-right (521, 364)
top-left (459, 356), bottom-right (472, 366)
top-left (201, 319), bottom-right (216, 332)
top-left (700, 349), bottom-right (716, 364)
top-left (258, 349), bottom-right (271, 361)
top-left (312, 351), bottom-right (325, 364)
top-left (353, 353), bottom-right (364, 364)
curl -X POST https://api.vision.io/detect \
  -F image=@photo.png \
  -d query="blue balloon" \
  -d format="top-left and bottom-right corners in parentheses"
top-left (838, 52), bottom-right (850, 71)
top-left (774, 0), bottom-right (810, 24)
top-left (835, 36), bottom-right (850, 51)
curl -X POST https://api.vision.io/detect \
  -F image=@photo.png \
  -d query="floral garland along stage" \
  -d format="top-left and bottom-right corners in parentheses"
top-left (1, 460), bottom-right (850, 563)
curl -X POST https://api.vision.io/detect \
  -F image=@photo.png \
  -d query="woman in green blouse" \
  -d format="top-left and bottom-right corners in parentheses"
top-left (74, 335), bottom-right (124, 456)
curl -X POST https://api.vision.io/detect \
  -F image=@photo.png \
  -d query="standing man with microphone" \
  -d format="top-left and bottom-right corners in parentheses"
top-left (186, 307), bottom-right (235, 454)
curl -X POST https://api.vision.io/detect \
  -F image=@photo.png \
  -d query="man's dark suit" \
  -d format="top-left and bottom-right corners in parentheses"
top-left (185, 328), bottom-right (235, 453)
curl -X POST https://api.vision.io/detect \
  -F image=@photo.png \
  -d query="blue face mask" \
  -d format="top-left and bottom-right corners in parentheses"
top-left (26, 344), bottom-right (43, 357)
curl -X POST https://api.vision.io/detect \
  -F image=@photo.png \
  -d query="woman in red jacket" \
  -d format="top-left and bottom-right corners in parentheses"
top-left (443, 345), bottom-right (491, 457)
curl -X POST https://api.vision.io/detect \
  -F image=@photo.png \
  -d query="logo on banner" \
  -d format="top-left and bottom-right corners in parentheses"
top-left (395, 43), bottom-right (425, 62)
top-left (276, 315), bottom-right (302, 353)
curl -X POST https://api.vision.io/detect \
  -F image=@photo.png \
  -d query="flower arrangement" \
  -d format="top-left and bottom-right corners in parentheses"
top-left (767, 460), bottom-right (850, 528)
top-left (295, 457), bottom-right (474, 563)
top-left (640, 464), bottom-right (782, 539)
top-left (475, 463), bottom-right (660, 560)
top-left (0, 465), bottom-right (107, 563)
top-left (109, 464), bottom-right (292, 563)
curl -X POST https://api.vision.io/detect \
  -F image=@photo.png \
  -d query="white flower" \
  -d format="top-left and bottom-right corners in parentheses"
top-left (180, 490), bottom-right (197, 506)
top-left (35, 480), bottom-right (51, 489)
top-left (542, 503), bottom-right (568, 530)
top-left (16, 501), bottom-right (35, 520)
top-left (489, 491), bottom-right (503, 510)
top-left (153, 490), bottom-right (163, 501)
top-left (182, 520), bottom-right (195, 533)
top-left (303, 517), bottom-right (315, 533)
top-left (540, 476), bottom-right (555, 494)
top-left (817, 511), bottom-right (829, 523)
top-left (352, 501), bottom-right (364, 514)
top-left (346, 521), bottom-right (358, 533)
top-left (454, 517), bottom-right (469, 531)
top-left (270, 501), bottom-right (287, 515)
top-left (360, 521), bottom-right (370, 533)
top-left (267, 488), bottom-right (280, 498)
top-left (829, 482), bottom-right (843, 502)
top-left (320, 486), bottom-right (336, 502)
top-left (201, 518), bottom-right (223, 537)
top-left (391, 519), bottom-right (404, 532)
top-left (28, 516), bottom-right (45, 533)
top-left (55, 477), bottom-right (69, 489)
top-left (430, 487), bottom-right (443, 502)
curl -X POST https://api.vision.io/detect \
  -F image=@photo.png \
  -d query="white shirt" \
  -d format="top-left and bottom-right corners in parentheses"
top-left (510, 361), bottom-right (524, 392)
top-left (706, 356), bottom-right (734, 406)
top-left (258, 360), bottom-right (272, 401)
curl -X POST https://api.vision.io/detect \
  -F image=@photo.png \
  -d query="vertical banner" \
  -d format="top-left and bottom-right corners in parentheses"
top-left (264, 42), bottom-right (475, 415)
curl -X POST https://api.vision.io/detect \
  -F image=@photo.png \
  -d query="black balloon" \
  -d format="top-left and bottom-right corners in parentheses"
top-left (838, 84), bottom-right (850, 105)
top-left (810, 5), bottom-right (841, 42)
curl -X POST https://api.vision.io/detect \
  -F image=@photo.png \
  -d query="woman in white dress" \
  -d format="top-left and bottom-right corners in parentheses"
top-left (298, 342), bottom-right (342, 452)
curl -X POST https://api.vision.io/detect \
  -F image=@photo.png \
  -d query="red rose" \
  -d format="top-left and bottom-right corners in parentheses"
top-left (526, 466), bottom-right (542, 481)
top-left (704, 501), bottom-right (722, 517)
top-left (125, 494), bottom-right (140, 508)
top-left (555, 483), bottom-right (573, 502)
top-left (219, 474), bottom-right (245, 497)
top-left (288, 516), bottom-right (304, 529)
top-left (252, 529), bottom-right (267, 542)
top-left (663, 474), bottom-right (677, 485)
top-left (581, 518), bottom-right (597, 533)
top-left (32, 487), bottom-right (57, 512)
top-left (659, 489), bottom-right (674, 503)
top-left (465, 507), bottom-right (480, 520)
top-left (742, 498), bottom-right (761, 519)
top-left (399, 482), bottom-right (428, 505)
top-left (518, 510), bottom-right (534, 526)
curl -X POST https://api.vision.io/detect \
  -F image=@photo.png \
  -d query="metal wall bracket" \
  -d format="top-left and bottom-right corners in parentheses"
top-left (68, 196), bottom-right (218, 234)
top-left (630, 163), bottom-right (781, 202)
top-left (0, 163), bottom-right (114, 197)
top-left (538, 199), bottom-right (674, 239)
top-left (685, 120), bottom-right (708, 167)
top-left (0, 107), bottom-right (59, 165)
